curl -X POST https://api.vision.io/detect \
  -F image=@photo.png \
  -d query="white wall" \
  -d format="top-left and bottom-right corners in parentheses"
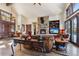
top-left (27, 17), bottom-right (38, 35)
top-left (49, 15), bottom-right (60, 21)
top-left (17, 16), bottom-right (37, 34)
top-left (16, 15), bottom-right (28, 32)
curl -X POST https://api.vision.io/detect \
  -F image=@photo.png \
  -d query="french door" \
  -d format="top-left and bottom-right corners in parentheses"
top-left (71, 17), bottom-right (77, 43)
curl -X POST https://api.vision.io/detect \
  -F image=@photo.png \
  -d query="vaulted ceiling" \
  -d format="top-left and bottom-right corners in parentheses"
top-left (13, 3), bottom-right (66, 18)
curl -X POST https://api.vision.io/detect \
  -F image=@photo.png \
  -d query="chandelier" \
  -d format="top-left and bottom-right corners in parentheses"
top-left (33, 3), bottom-right (41, 6)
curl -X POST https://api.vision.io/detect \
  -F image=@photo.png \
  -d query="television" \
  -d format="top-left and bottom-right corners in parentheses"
top-left (49, 28), bottom-right (59, 34)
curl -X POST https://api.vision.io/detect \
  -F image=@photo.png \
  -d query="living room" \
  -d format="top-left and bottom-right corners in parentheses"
top-left (0, 3), bottom-right (79, 56)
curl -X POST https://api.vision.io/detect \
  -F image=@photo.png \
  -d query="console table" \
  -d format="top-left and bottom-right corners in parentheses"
top-left (13, 38), bottom-right (45, 52)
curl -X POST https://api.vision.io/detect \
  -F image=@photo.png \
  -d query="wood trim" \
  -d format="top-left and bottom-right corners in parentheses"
top-left (0, 9), bottom-right (12, 15)
top-left (65, 3), bottom-right (71, 10)
top-left (66, 10), bottom-right (79, 20)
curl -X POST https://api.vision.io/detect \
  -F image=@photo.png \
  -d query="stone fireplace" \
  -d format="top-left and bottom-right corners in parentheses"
top-left (37, 16), bottom-right (49, 34)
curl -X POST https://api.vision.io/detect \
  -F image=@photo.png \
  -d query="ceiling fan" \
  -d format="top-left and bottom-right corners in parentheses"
top-left (33, 3), bottom-right (41, 6)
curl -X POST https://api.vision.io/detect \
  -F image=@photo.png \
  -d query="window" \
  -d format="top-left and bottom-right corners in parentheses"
top-left (66, 3), bottom-right (79, 17)
top-left (73, 3), bottom-right (79, 12)
top-left (71, 17), bottom-right (77, 43)
top-left (0, 9), bottom-right (11, 21)
top-left (66, 4), bottom-right (73, 17)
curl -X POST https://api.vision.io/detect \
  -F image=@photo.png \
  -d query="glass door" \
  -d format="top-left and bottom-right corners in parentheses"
top-left (65, 20), bottom-right (71, 41)
top-left (65, 20), bottom-right (70, 34)
top-left (71, 17), bottom-right (77, 43)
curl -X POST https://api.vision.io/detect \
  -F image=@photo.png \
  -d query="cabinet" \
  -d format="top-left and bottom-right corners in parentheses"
top-left (0, 9), bottom-right (15, 38)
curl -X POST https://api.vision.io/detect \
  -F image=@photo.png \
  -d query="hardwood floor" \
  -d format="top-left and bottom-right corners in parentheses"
top-left (0, 39), bottom-right (79, 56)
